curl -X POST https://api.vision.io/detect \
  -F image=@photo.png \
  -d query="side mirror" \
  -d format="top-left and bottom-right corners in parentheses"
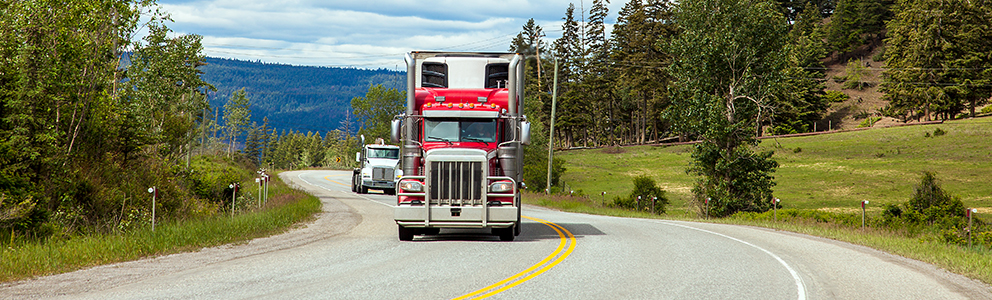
top-left (520, 120), bottom-right (532, 145)
top-left (391, 118), bottom-right (402, 143)
top-left (355, 152), bottom-right (361, 163)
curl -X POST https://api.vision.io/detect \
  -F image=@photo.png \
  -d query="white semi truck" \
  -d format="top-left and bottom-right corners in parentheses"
top-left (351, 136), bottom-right (402, 195)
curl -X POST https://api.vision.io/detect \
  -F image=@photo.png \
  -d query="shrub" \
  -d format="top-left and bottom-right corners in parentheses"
top-left (188, 156), bottom-right (250, 205)
top-left (853, 110), bottom-right (872, 120)
top-left (612, 175), bottom-right (669, 214)
top-left (903, 172), bottom-right (966, 227)
top-left (933, 128), bottom-right (946, 137)
top-left (690, 143), bottom-right (778, 218)
top-left (842, 58), bottom-right (872, 90)
top-left (982, 105), bottom-right (992, 114)
top-left (857, 116), bottom-right (881, 128)
top-left (872, 46), bottom-right (886, 61)
top-left (822, 90), bottom-right (850, 103)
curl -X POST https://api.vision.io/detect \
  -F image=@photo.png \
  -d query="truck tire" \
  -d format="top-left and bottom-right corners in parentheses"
top-left (359, 185), bottom-right (368, 194)
top-left (494, 226), bottom-right (515, 241)
top-left (398, 225), bottom-right (414, 241)
top-left (385, 188), bottom-right (396, 195)
top-left (350, 175), bottom-right (357, 192)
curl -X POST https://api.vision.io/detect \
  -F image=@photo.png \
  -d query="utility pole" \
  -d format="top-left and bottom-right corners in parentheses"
top-left (546, 57), bottom-right (559, 195)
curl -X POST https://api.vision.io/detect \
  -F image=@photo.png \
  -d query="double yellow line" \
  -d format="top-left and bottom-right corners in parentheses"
top-left (453, 216), bottom-right (577, 300)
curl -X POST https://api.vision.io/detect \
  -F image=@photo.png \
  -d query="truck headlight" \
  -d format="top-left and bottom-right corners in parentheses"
top-left (489, 181), bottom-right (513, 193)
top-left (399, 181), bottom-right (423, 192)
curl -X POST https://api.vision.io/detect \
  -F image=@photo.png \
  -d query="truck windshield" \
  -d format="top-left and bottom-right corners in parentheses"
top-left (367, 148), bottom-right (400, 159)
top-left (424, 119), bottom-right (497, 143)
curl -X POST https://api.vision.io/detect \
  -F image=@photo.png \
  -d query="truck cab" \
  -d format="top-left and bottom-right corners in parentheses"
top-left (392, 52), bottom-right (530, 241)
top-left (352, 138), bottom-right (401, 195)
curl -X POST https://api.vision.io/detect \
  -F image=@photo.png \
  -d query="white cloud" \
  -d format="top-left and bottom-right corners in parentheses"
top-left (156, 0), bottom-right (629, 68)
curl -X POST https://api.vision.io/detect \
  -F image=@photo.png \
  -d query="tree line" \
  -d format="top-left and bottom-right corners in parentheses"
top-left (509, 0), bottom-right (990, 216)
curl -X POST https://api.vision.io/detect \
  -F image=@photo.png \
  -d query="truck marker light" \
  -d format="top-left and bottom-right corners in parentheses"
top-left (425, 102), bottom-right (433, 108)
top-left (468, 103), bottom-right (475, 109)
top-left (446, 103), bottom-right (454, 108)
top-left (458, 103), bottom-right (465, 109)
top-left (490, 103), bottom-right (497, 109)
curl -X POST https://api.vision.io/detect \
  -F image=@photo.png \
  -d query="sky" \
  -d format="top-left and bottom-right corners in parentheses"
top-left (155, 0), bottom-right (627, 70)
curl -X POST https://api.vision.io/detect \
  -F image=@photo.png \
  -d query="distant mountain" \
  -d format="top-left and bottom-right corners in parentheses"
top-left (199, 57), bottom-right (405, 134)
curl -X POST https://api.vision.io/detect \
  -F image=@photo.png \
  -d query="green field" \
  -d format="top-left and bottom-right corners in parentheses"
top-left (524, 117), bottom-right (992, 284)
top-left (551, 117), bottom-right (992, 215)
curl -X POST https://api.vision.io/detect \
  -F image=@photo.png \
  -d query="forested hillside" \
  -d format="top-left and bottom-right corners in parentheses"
top-left (198, 57), bottom-right (404, 133)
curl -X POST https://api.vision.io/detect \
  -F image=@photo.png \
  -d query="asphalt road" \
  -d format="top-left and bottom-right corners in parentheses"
top-left (3, 170), bottom-right (990, 299)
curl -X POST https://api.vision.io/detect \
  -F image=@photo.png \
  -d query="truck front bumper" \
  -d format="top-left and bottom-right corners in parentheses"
top-left (394, 205), bottom-right (518, 228)
top-left (362, 179), bottom-right (396, 189)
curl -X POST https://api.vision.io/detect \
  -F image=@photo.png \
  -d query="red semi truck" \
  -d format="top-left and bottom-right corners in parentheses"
top-left (391, 51), bottom-right (531, 241)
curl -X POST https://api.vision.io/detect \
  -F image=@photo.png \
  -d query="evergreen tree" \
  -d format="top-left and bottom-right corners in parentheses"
top-left (552, 4), bottom-right (587, 147)
top-left (880, 0), bottom-right (992, 121)
top-left (243, 122), bottom-right (264, 166)
top-left (772, 0), bottom-right (830, 134)
top-left (611, 0), bottom-right (677, 143)
top-left (223, 89), bottom-right (252, 157)
top-left (826, 0), bottom-right (895, 54)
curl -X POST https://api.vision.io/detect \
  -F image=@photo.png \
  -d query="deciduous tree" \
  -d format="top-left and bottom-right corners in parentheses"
top-left (667, 0), bottom-right (786, 217)
top-left (351, 84), bottom-right (404, 141)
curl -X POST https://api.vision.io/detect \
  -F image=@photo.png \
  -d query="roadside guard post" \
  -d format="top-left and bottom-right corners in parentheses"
top-left (861, 200), bottom-right (869, 230)
top-left (968, 208), bottom-right (977, 247)
top-left (229, 183), bottom-right (239, 217)
top-left (773, 198), bottom-right (780, 222)
top-left (147, 187), bottom-right (157, 231)
top-left (705, 197), bottom-right (711, 220)
top-left (255, 177), bottom-right (262, 208)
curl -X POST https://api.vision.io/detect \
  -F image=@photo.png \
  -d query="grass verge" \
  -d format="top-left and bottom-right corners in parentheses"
top-left (526, 192), bottom-right (992, 284)
top-left (0, 172), bottom-right (321, 283)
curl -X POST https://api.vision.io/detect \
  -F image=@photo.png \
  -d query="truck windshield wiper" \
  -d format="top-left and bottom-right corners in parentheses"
top-left (462, 137), bottom-right (489, 146)
top-left (427, 136), bottom-right (454, 145)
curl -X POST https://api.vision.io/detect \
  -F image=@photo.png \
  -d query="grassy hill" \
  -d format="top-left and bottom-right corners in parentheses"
top-left (549, 117), bottom-right (992, 216)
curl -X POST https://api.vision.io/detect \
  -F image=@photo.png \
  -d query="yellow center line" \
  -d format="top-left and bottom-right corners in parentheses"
top-left (453, 216), bottom-right (576, 300)
top-left (323, 175), bottom-right (350, 187)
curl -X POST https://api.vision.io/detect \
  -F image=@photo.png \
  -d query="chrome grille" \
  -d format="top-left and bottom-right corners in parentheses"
top-left (429, 161), bottom-right (483, 204)
top-left (372, 167), bottom-right (394, 181)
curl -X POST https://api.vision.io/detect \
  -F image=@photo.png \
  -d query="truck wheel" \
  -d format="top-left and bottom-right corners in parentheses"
top-left (359, 185), bottom-right (368, 194)
top-left (385, 188), bottom-right (396, 195)
top-left (350, 175), bottom-right (357, 192)
top-left (398, 225), bottom-right (414, 241)
top-left (495, 226), bottom-right (515, 241)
